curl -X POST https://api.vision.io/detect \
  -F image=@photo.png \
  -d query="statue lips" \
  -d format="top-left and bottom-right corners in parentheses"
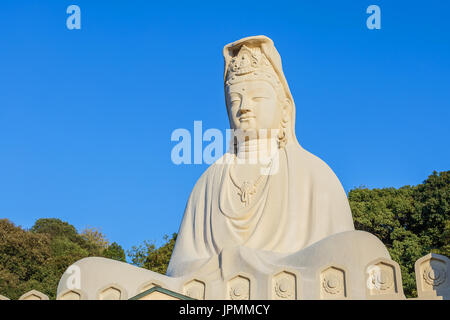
top-left (239, 114), bottom-right (255, 122)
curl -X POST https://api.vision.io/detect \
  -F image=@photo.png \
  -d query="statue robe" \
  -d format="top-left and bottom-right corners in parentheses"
top-left (166, 142), bottom-right (355, 277)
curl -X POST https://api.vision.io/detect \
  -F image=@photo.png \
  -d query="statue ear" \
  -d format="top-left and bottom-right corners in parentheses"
top-left (283, 98), bottom-right (292, 120)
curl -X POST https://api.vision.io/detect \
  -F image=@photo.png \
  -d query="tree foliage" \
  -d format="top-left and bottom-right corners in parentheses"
top-left (0, 219), bottom-right (52, 299)
top-left (349, 170), bottom-right (449, 297)
top-left (103, 242), bottom-right (126, 262)
top-left (0, 218), bottom-right (125, 299)
top-left (127, 233), bottom-right (177, 275)
top-left (80, 226), bottom-right (109, 256)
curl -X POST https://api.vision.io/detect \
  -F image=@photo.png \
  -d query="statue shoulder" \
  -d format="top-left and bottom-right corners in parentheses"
top-left (189, 153), bottom-right (231, 195)
top-left (287, 143), bottom-right (344, 186)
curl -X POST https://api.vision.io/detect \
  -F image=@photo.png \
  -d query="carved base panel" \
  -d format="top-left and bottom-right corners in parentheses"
top-left (54, 255), bottom-right (413, 300)
top-left (415, 253), bottom-right (450, 300)
top-left (54, 234), bottom-right (448, 300)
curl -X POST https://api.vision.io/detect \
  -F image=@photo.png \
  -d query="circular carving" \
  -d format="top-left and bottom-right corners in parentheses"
top-left (423, 265), bottom-right (446, 286)
top-left (371, 269), bottom-right (393, 291)
top-left (229, 284), bottom-right (249, 300)
top-left (322, 274), bottom-right (342, 295)
top-left (274, 277), bottom-right (294, 298)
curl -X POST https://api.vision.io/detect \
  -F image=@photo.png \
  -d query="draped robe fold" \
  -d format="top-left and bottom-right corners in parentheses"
top-left (167, 142), bottom-right (355, 277)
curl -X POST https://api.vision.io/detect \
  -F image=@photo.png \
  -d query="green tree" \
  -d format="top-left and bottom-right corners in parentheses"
top-left (412, 171), bottom-right (450, 251)
top-left (103, 242), bottom-right (126, 262)
top-left (437, 220), bottom-right (450, 257)
top-left (127, 233), bottom-right (177, 274)
top-left (0, 218), bottom-right (124, 299)
top-left (30, 218), bottom-right (100, 291)
top-left (349, 170), bottom-right (450, 297)
top-left (0, 219), bottom-right (52, 299)
top-left (80, 226), bottom-right (109, 256)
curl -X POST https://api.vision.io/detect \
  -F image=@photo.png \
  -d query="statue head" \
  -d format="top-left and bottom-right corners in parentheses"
top-left (223, 36), bottom-right (297, 148)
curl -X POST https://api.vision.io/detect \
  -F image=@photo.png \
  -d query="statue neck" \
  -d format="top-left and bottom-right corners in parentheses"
top-left (236, 138), bottom-right (278, 162)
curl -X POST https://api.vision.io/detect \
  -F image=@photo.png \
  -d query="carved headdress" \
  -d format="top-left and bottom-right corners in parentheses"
top-left (223, 35), bottom-right (299, 146)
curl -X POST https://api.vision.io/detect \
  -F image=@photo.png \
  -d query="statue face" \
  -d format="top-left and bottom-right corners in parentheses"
top-left (226, 80), bottom-right (283, 137)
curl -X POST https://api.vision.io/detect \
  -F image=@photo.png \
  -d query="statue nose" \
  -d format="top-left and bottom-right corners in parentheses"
top-left (237, 95), bottom-right (254, 117)
top-left (240, 106), bottom-right (251, 114)
top-left (238, 105), bottom-right (253, 118)
top-left (239, 99), bottom-right (253, 114)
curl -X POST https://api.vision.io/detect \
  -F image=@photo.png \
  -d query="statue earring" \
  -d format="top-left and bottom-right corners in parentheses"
top-left (277, 116), bottom-right (288, 149)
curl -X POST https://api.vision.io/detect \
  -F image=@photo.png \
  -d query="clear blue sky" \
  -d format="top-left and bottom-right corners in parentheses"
top-left (0, 1), bottom-right (449, 252)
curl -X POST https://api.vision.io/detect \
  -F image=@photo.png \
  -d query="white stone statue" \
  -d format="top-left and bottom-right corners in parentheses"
top-left (167, 35), bottom-right (356, 276)
top-left (57, 36), bottom-right (407, 300)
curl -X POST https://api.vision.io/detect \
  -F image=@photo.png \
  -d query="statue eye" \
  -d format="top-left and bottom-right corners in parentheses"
top-left (231, 101), bottom-right (241, 109)
top-left (230, 95), bottom-right (241, 106)
top-left (252, 97), bottom-right (268, 102)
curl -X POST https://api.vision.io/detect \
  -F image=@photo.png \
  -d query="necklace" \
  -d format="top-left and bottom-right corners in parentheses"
top-left (229, 159), bottom-right (273, 207)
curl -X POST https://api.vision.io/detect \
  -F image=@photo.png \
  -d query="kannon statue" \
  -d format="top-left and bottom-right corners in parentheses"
top-left (167, 35), bottom-right (359, 276)
top-left (57, 36), bottom-right (400, 300)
